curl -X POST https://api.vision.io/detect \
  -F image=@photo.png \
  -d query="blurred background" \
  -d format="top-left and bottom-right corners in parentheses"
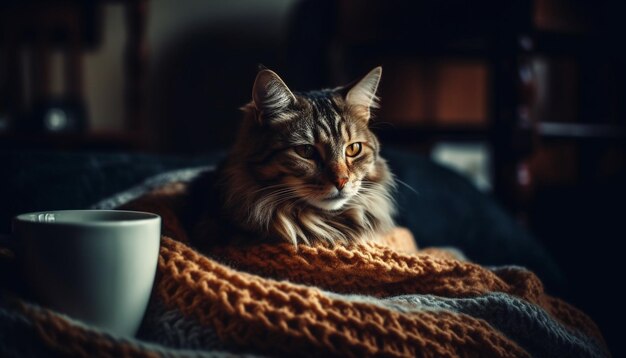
top-left (1, 0), bottom-right (624, 354)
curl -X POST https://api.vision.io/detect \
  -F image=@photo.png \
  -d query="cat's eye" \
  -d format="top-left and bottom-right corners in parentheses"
top-left (294, 144), bottom-right (317, 159)
top-left (345, 142), bottom-right (362, 157)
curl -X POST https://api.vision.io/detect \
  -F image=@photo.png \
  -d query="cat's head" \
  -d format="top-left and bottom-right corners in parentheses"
top-left (234, 67), bottom-right (385, 212)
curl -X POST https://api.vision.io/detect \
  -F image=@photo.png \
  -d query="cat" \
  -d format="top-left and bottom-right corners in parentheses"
top-left (190, 67), bottom-right (396, 247)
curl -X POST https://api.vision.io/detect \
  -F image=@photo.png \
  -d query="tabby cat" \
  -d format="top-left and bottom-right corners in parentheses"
top-left (192, 67), bottom-right (396, 246)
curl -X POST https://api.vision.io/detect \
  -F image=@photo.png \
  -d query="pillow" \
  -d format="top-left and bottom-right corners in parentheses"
top-left (384, 149), bottom-right (563, 291)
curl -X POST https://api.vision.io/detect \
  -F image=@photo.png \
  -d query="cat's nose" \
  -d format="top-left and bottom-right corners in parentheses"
top-left (333, 177), bottom-right (348, 190)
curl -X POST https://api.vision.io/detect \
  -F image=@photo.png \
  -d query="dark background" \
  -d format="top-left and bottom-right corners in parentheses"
top-left (1, 0), bottom-right (624, 355)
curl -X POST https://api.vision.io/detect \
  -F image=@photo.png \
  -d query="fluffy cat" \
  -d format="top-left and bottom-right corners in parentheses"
top-left (191, 67), bottom-right (396, 247)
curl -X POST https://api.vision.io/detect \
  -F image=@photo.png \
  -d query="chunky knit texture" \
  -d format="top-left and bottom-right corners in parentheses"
top-left (0, 175), bottom-right (610, 357)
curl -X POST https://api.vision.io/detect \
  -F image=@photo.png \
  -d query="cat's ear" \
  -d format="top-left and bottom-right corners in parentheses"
top-left (344, 66), bottom-right (382, 120)
top-left (252, 69), bottom-right (296, 123)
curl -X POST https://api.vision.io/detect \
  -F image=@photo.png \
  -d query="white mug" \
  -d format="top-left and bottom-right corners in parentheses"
top-left (11, 210), bottom-right (161, 337)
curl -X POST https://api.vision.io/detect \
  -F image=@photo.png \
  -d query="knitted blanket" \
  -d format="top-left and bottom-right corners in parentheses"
top-left (0, 168), bottom-right (610, 357)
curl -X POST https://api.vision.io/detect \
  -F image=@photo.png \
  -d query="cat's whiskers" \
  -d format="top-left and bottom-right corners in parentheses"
top-left (394, 179), bottom-right (419, 195)
top-left (209, 66), bottom-right (396, 246)
top-left (250, 183), bottom-right (295, 195)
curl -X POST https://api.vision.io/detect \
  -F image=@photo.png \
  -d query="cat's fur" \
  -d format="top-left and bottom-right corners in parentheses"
top-left (192, 67), bottom-right (395, 246)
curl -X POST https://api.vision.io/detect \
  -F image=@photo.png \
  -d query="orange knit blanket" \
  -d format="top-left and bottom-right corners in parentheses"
top-left (0, 180), bottom-right (610, 357)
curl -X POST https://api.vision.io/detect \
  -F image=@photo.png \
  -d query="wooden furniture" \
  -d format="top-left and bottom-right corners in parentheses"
top-left (0, 1), bottom-right (149, 150)
top-left (329, 0), bottom-right (625, 221)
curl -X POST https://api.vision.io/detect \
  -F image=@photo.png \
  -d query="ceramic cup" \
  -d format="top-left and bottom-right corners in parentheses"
top-left (11, 210), bottom-right (161, 337)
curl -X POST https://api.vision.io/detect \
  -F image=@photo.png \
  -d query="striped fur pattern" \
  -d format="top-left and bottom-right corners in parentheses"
top-left (218, 67), bottom-right (396, 246)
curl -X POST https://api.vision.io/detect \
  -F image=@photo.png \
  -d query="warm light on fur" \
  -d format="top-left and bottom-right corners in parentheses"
top-left (216, 67), bottom-right (395, 246)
